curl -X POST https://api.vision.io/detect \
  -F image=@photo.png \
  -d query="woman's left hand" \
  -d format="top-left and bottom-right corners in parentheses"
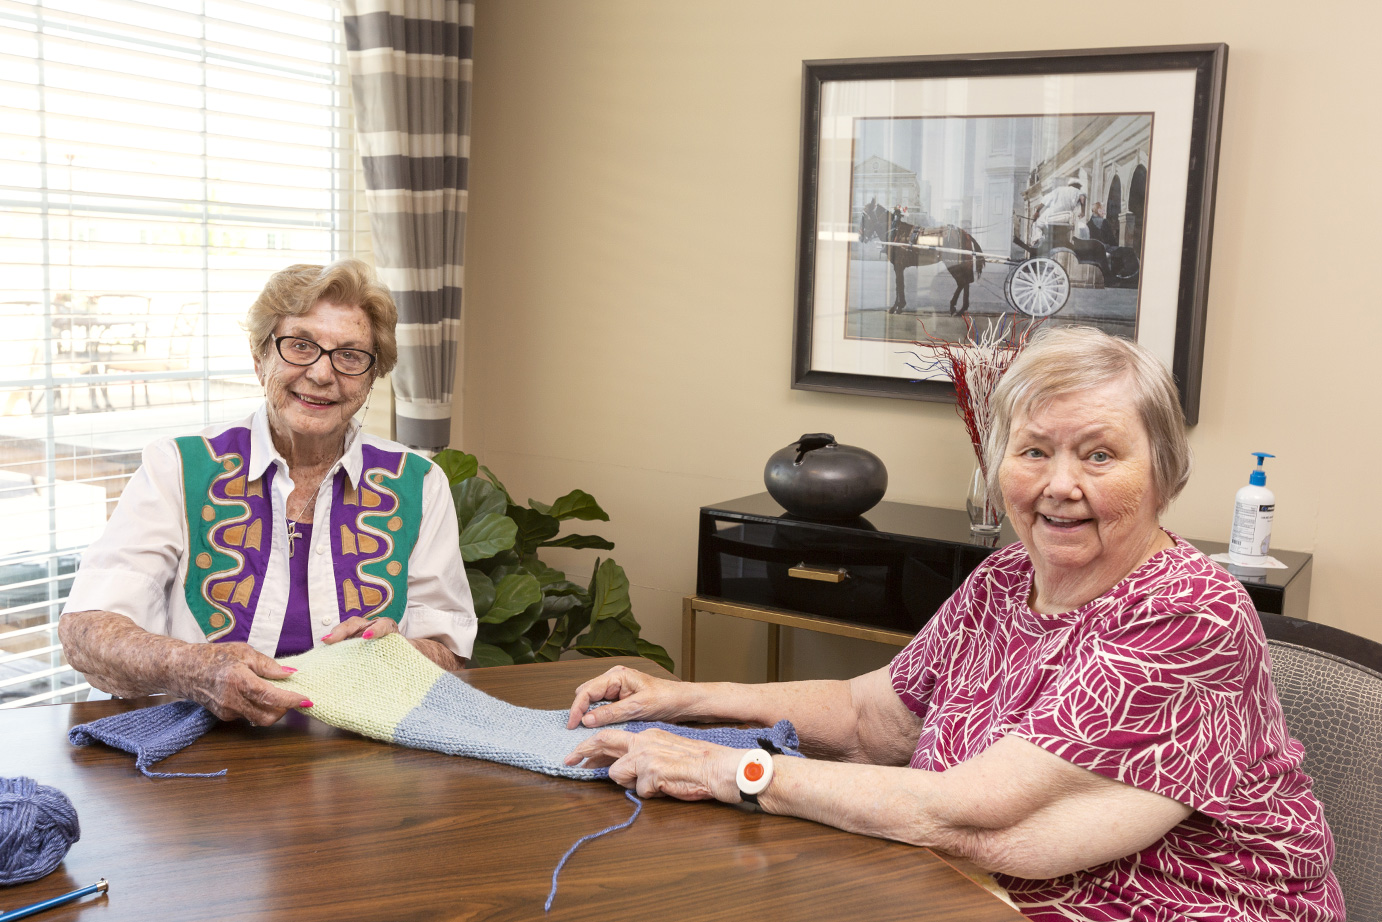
top-left (564, 728), bottom-right (743, 802)
top-left (321, 616), bottom-right (399, 644)
top-left (320, 618), bottom-right (462, 670)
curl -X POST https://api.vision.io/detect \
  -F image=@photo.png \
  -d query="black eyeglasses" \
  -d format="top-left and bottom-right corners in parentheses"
top-left (273, 336), bottom-right (377, 376)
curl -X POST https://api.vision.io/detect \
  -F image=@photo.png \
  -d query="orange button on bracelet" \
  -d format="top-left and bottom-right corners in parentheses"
top-left (735, 748), bottom-right (775, 812)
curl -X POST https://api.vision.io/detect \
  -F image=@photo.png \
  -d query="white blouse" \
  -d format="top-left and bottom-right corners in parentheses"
top-left (62, 406), bottom-right (476, 658)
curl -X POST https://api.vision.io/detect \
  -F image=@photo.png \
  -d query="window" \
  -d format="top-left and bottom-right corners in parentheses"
top-left (0, 0), bottom-right (369, 706)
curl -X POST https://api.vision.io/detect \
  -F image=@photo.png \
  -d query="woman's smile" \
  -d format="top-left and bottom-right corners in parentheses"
top-left (290, 391), bottom-right (337, 409)
top-left (1038, 513), bottom-right (1088, 530)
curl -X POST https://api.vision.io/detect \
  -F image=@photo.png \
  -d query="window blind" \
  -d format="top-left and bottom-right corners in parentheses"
top-left (0, 0), bottom-right (369, 706)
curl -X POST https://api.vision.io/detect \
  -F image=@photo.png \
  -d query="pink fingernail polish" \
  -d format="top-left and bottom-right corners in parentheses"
top-left (282, 667), bottom-right (298, 673)
top-left (362, 629), bottom-right (374, 639)
top-left (321, 634), bottom-right (332, 641)
top-left (300, 700), bottom-right (314, 708)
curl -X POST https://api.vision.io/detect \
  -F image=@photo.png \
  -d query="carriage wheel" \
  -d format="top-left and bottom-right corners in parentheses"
top-left (1004, 257), bottom-right (1070, 317)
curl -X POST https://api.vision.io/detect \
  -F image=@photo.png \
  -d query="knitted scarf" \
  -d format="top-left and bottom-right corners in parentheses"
top-left (69, 635), bottom-right (801, 779)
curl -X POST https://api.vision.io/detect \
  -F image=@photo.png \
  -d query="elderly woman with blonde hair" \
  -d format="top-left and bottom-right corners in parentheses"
top-left (60, 260), bottom-right (475, 725)
top-left (565, 327), bottom-right (1343, 921)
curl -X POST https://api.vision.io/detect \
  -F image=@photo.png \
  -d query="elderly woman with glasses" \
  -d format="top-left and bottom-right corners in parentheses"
top-left (59, 260), bottom-right (475, 726)
top-left (565, 327), bottom-right (1342, 922)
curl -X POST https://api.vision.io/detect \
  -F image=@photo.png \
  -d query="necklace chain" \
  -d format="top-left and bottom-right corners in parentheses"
top-left (285, 436), bottom-right (348, 558)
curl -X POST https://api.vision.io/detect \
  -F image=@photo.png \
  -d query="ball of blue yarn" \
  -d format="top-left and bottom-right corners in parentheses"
top-left (0, 777), bottom-right (81, 886)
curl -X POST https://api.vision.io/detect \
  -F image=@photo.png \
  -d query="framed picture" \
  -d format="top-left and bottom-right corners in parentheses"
top-left (790, 45), bottom-right (1228, 424)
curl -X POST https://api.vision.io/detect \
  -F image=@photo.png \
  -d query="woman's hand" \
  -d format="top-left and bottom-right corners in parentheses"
top-left (60, 610), bottom-right (307, 727)
top-left (564, 728), bottom-right (742, 802)
top-left (321, 615), bottom-right (399, 644)
top-left (319, 617), bottom-right (461, 669)
top-left (175, 641), bottom-right (307, 726)
top-left (566, 665), bottom-right (695, 729)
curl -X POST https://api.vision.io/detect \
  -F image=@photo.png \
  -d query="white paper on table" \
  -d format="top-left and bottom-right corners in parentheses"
top-left (1210, 552), bottom-right (1288, 570)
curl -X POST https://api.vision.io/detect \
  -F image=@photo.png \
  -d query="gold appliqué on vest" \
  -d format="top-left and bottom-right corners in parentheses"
top-left (194, 443), bottom-right (258, 633)
top-left (350, 459), bottom-right (407, 618)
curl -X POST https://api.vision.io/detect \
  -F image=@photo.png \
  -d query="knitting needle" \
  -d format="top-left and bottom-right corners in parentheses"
top-left (0, 879), bottom-right (108, 922)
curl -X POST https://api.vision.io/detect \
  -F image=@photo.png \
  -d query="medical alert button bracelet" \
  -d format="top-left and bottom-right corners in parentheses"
top-left (736, 748), bottom-right (775, 811)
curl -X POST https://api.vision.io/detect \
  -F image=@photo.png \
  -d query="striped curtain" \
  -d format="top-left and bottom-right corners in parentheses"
top-left (342, 0), bottom-right (473, 451)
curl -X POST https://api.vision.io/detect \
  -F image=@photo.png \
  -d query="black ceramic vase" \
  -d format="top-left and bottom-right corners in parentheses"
top-left (763, 433), bottom-right (887, 521)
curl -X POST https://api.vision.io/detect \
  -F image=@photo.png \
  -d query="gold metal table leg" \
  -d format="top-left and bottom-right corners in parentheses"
top-left (766, 623), bottom-right (780, 683)
top-left (680, 596), bottom-right (697, 681)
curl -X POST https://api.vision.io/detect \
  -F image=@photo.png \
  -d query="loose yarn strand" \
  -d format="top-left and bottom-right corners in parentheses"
top-left (544, 790), bottom-right (642, 912)
top-left (0, 777), bottom-right (80, 885)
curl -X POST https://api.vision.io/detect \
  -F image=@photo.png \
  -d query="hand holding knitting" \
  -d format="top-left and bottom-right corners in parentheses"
top-left (321, 615), bottom-right (400, 644)
top-left (174, 641), bottom-right (307, 726)
top-left (319, 617), bottom-right (461, 670)
top-left (563, 728), bottom-right (741, 802)
top-left (566, 665), bottom-right (693, 729)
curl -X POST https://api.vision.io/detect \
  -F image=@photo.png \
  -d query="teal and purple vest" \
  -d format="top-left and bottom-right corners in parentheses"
top-left (174, 427), bottom-right (430, 642)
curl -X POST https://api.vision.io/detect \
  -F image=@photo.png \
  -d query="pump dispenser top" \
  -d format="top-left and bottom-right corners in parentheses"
top-left (1247, 452), bottom-right (1275, 487)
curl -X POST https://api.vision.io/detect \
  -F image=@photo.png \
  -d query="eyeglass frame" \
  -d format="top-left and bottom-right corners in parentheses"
top-left (271, 335), bottom-right (378, 376)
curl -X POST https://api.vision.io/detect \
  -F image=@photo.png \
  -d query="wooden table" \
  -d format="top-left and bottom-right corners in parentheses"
top-left (0, 658), bottom-right (1023, 922)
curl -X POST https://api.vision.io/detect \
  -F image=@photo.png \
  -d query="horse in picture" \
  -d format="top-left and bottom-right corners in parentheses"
top-left (858, 199), bottom-right (985, 315)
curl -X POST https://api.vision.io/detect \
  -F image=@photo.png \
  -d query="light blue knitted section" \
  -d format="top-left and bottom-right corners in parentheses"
top-left (393, 672), bottom-right (606, 779)
top-left (391, 673), bottom-right (804, 780)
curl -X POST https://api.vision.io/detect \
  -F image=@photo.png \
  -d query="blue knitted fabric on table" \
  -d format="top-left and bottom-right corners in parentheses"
top-left (68, 699), bottom-right (225, 779)
top-left (67, 690), bottom-right (801, 780)
top-left (388, 669), bottom-right (801, 779)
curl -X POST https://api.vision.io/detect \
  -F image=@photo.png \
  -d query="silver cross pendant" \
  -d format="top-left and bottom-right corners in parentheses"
top-left (286, 521), bottom-right (301, 558)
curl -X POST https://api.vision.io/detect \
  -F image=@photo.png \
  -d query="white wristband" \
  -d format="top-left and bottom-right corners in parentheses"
top-left (735, 748), bottom-right (775, 810)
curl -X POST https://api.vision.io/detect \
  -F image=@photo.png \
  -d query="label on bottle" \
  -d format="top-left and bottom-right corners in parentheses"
top-left (1230, 501), bottom-right (1275, 558)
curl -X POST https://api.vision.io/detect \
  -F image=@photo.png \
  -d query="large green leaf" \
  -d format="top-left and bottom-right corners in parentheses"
top-left (542, 592), bottom-right (585, 617)
top-left (509, 504), bottom-right (560, 557)
top-left (524, 617), bottom-right (552, 651)
top-left (480, 600), bottom-right (546, 645)
top-left (535, 489), bottom-right (609, 522)
top-left (458, 512), bottom-right (517, 562)
top-left (540, 534), bottom-right (615, 551)
top-left (636, 638), bottom-right (675, 673)
top-left (480, 465), bottom-right (513, 503)
top-left (519, 556), bottom-right (567, 588)
top-left (540, 578), bottom-right (585, 597)
top-left (486, 561), bottom-right (522, 583)
top-left (498, 636), bottom-right (536, 665)
top-left (465, 568), bottom-right (495, 618)
top-left (480, 572), bottom-right (543, 623)
top-left (563, 599), bottom-right (593, 645)
top-left (573, 617), bottom-right (640, 657)
top-left (535, 613), bottom-right (570, 662)
top-left (452, 478), bottom-right (507, 531)
top-left (477, 550), bottom-right (521, 575)
top-left (537, 592), bottom-right (597, 662)
top-left (587, 558), bottom-right (632, 625)
top-left (467, 642), bottom-right (513, 668)
top-left (434, 449), bottom-right (479, 486)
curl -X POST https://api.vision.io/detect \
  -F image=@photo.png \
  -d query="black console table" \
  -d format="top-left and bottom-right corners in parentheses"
top-left (684, 493), bottom-right (1313, 681)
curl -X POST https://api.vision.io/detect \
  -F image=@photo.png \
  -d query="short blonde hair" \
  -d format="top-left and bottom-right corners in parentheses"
top-left (983, 326), bottom-right (1191, 514)
top-left (245, 259), bottom-right (398, 376)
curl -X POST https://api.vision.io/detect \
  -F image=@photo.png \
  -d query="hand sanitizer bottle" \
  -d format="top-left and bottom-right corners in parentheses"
top-left (1229, 452), bottom-right (1275, 566)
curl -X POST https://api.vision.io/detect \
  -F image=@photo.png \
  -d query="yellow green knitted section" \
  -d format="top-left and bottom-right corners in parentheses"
top-left (271, 635), bottom-right (442, 743)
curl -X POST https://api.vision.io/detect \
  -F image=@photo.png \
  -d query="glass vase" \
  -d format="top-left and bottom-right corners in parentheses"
top-left (965, 463), bottom-right (1004, 536)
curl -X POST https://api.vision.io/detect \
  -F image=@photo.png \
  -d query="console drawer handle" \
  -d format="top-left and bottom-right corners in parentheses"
top-left (788, 564), bottom-right (849, 583)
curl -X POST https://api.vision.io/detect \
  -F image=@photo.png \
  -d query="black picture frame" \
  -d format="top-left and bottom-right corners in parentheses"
top-left (790, 45), bottom-right (1228, 424)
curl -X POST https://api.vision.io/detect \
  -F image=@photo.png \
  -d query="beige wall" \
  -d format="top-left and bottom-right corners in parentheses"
top-left (460, 0), bottom-right (1382, 682)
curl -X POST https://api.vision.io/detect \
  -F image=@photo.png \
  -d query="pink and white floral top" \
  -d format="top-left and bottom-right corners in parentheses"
top-left (889, 534), bottom-right (1343, 922)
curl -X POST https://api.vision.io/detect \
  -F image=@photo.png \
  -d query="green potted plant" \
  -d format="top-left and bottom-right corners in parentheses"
top-left (434, 449), bottom-right (673, 671)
